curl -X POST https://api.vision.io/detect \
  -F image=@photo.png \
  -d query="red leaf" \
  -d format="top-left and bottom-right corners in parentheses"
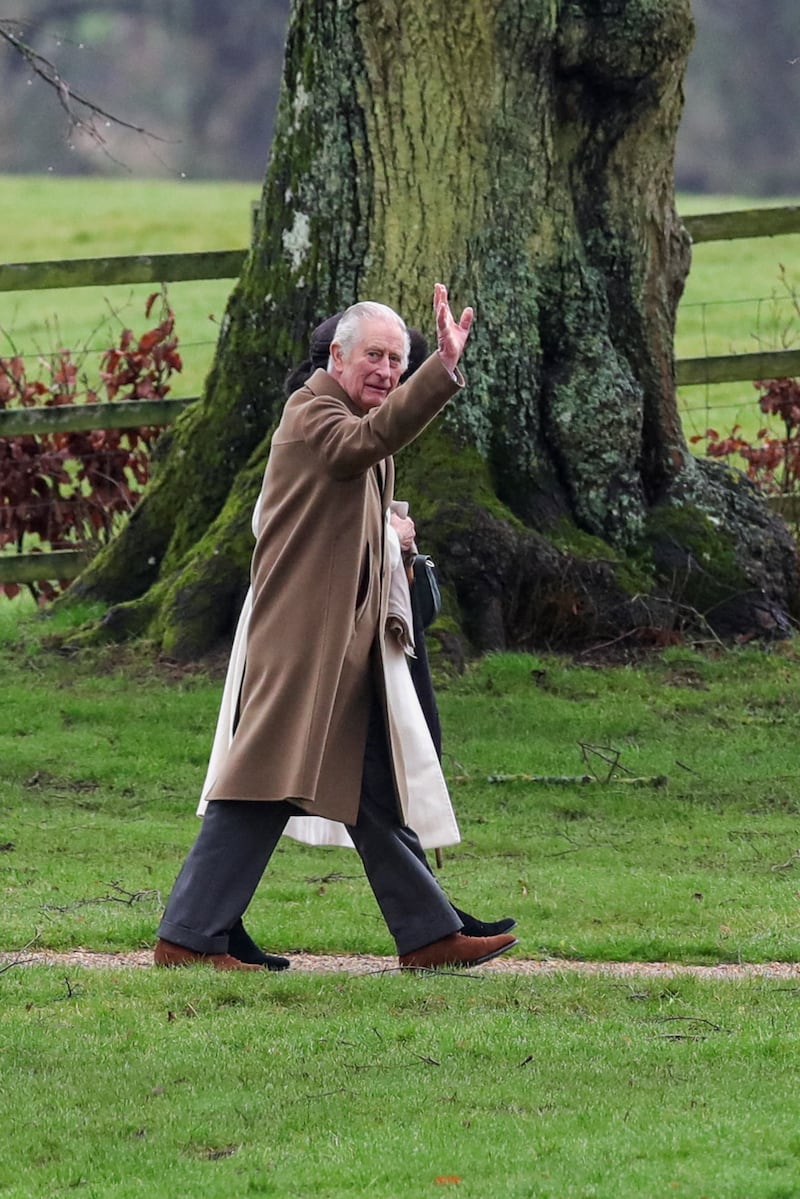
top-left (138, 329), bottom-right (163, 354)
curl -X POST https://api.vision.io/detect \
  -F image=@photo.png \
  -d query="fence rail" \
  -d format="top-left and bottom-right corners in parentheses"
top-left (3, 347), bottom-right (799, 441)
top-left (675, 349), bottom-right (800, 388)
top-left (0, 395), bottom-right (196, 438)
top-left (0, 397), bottom-right (198, 438)
top-left (0, 250), bottom-right (247, 293)
top-left (0, 204), bottom-right (794, 297)
top-left (3, 205), bottom-right (800, 586)
top-left (682, 206), bottom-right (800, 244)
top-left (0, 549), bottom-right (88, 585)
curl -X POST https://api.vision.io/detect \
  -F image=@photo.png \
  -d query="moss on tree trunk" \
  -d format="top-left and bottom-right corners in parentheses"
top-left (67, 0), bottom-right (800, 659)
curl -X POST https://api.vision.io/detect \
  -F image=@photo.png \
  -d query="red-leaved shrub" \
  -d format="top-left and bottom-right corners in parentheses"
top-left (0, 291), bottom-right (182, 600)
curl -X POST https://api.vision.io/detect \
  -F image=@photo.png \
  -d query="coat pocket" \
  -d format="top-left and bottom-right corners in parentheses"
top-left (353, 544), bottom-right (372, 622)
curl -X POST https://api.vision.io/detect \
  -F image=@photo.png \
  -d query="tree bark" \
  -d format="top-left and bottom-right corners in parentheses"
top-left (68, 0), bottom-right (800, 659)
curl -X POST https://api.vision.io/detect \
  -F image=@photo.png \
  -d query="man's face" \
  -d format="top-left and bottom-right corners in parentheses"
top-left (330, 316), bottom-right (406, 413)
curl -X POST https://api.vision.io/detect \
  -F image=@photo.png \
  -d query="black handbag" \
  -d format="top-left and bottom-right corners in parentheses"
top-left (411, 553), bottom-right (441, 629)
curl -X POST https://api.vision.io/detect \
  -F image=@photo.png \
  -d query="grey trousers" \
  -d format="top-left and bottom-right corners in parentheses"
top-left (157, 700), bottom-right (462, 957)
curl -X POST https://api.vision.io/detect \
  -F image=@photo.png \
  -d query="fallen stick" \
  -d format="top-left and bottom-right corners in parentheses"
top-left (486, 773), bottom-right (668, 788)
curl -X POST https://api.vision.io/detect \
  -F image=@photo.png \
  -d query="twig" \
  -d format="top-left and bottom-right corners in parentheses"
top-left (42, 880), bottom-right (162, 913)
top-left (547, 827), bottom-right (634, 858)
top-left (370, 966), bottom-right (490, 979)
top-left (488, 773), bottom-right (667, 788)
top-left (487, 774), bottom-right (594, 785)
top-left (656, 1015), bottom-right (729, 1032)
top-left (576, 628), bottom-right (639, 656)
top-left (492, 743), bottom-right (668, 789)
top-left (0, 932), bottom-right (43, 974)
top-left (770, 849), bottom-right (800, 872)
top-left (579, 742), bottom-right (635, 782)
top-left (0, 959), bottom-right (35, 975)
top-left (303, 872), bottom-right (359, 884)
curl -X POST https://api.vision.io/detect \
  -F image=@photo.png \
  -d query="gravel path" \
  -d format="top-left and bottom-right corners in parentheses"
top-left (3, 948), bottom-right (800, 980)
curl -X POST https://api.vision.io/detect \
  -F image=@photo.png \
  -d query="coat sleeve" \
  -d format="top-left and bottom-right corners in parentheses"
top-left (301, 354), bottom-right (463, 479)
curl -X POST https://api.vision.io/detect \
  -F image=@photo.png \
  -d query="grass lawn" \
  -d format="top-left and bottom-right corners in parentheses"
top-left (2, 181), bottom-right (800, 1193)
top-left (3, 604), bottom-right (800, 966)
top-left (2, 600), bottom-right (800, 1195)
top-left (3, 967), bottom-right (800, 1199)
top-left (0, 175), bottom-right (256, 401)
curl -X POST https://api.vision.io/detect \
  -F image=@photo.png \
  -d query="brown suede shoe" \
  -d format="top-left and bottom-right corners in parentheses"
top-left (399, 931), bottom-right (517, 971)
top-left (154, 938), bottom-right (264, 971)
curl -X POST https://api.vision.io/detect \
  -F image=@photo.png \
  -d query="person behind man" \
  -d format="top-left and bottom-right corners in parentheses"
top-left (154, 285), bottom-right (517, 972)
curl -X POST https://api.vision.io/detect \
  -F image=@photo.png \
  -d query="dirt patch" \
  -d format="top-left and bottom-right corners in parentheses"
top-left (3, 948), bottom-right (800, 981)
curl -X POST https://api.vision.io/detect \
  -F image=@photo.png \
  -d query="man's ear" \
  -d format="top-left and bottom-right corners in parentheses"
top-left (329, 341), bottom-right (344, 371)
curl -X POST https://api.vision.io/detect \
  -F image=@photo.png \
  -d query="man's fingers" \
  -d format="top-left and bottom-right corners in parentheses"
top-left (433, 286), bottom-right (474, 361)
top-left (434, 292), bottom-right (473, 329)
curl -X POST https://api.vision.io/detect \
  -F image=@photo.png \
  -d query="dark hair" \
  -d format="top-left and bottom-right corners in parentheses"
top-left (283, 312), bottom-right (343, 396)
top-left (310, 312), bottom-right (343, 370)
top-left (284, 313), bottom-right (429, 397)
top-left (402, 328), bottom-right (429, 383)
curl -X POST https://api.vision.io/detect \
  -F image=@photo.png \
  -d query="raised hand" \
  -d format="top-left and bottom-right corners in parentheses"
top-left (434, 282), bottom-right (474, 375)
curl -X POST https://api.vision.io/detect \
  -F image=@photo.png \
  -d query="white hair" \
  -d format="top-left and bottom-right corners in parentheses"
top-left (328, 302), bottom-right (410, 372)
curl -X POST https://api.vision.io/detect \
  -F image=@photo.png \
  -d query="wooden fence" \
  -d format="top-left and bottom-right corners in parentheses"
top-left (2, 205), bottom-right (800, 586)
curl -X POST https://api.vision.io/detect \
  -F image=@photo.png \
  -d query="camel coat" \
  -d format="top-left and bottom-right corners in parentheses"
top-left (197, 515), bottom-right (461, 849)
top-left (202, 354), bottom-right (462, 825)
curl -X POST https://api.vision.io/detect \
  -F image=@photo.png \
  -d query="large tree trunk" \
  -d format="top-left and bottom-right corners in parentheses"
top-left (68, 0), bottom-right (800, 659)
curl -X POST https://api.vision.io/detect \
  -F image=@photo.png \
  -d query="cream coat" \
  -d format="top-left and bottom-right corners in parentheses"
top-left (202, 355), bottom-right (461, 825)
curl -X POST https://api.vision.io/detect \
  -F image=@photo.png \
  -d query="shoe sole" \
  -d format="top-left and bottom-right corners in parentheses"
top-left (462, 936), bottom-right (518, 967)
top-left (401, 937), bottom-right (519, 971)
top-left (154, 955), bottom-right (263, 971)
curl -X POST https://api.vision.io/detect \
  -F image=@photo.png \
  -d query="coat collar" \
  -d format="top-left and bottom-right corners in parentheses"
top-left (302, 367), bottom-right (394, 505)
top-left (304, 368), bottom-right (364, 419)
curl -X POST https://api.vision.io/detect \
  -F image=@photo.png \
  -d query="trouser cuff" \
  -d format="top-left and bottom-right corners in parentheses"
top-left (156, 919), bottom-right (229, 955)
top-left (395, 911), bottom-right (462, 957)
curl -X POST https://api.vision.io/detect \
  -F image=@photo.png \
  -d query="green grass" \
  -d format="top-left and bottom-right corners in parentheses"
top-left (1, 177), bottom-right (799, 445)
top-left (4, 179), bottom-right (800, 1197)
top-left (3, 617), bottom-right (800, 965)
top-left (3, 968), bottom-right (800, 1199)
top-left (4, 607), bottom-right (800, 1194)
top-left (0, 175), bottom-right (256, 401)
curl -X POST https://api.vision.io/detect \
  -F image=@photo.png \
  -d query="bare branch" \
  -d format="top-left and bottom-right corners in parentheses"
top-left (42, 880), bottom-right (162, 913)
top-left (0, 19), bottom-right (169, 164)
top-left (0, 931), bottom-right (43, 974)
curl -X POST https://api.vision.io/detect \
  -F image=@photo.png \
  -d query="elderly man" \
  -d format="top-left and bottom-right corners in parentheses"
top-left (154, 285), bottom-right (517, 971)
